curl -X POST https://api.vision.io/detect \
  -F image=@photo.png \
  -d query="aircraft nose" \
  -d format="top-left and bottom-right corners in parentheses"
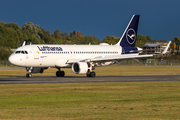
top-left (8, 55), bottom-right (16, 65)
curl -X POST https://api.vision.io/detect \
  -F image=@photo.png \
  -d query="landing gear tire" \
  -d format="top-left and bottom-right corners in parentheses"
top-left (56, 71), bottom-right (65, 77)
top-left (56, 71), bottom-right (59, 77)
top-left (90, 72), bottom-right (96, 77)
top-left (87, 72), bottom-right (96, 77)
top-left (26, 73), bottom-right (32, 78)
top-left (86, 73), bottom-right (91, 77)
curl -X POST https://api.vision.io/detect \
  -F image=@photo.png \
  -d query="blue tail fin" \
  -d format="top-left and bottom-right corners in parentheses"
top-left (116, 15), bottom-right (140, 47)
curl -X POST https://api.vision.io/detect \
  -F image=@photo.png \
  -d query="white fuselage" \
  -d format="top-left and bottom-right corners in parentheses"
top-left (9, 44), bottom-right (123, 68)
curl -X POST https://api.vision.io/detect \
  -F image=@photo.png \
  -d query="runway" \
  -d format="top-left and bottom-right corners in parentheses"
top-left (0, 75), bottom-right (180, 84)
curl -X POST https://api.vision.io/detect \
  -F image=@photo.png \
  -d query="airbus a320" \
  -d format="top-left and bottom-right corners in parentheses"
top-left (8, 15), bottom-right (168, 78)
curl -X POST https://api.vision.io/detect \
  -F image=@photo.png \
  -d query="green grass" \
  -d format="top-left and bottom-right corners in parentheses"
top-left (0, 66), bottom-right (180, 119)
top-left (0, 82), bottom-right (180, 119)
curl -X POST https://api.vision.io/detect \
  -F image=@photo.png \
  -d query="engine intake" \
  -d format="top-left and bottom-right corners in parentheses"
top-left (72, 62), bottom-right (89, 74)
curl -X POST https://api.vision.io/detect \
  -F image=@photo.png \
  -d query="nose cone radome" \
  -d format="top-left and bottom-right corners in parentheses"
top-left (8, 55), bottom-right (16, 65)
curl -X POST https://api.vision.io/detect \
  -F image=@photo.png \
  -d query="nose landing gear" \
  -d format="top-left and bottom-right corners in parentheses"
top-left (26, 67), bottom-right (33, 78)
top-left (26, 73), bottom-right (32, 78)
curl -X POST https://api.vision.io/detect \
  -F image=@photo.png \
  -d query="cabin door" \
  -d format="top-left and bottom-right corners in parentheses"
top-left (32, 47), bottom-right (39, 59)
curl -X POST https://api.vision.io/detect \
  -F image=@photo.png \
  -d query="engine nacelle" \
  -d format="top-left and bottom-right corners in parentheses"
top-left (25, 67), bottom-right (44, 73)
top-left (72, 62), bottom-right (89, 74)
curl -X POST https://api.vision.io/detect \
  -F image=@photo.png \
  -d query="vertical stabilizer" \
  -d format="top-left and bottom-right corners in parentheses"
top-left (116, 15), bottom-right (140, 47)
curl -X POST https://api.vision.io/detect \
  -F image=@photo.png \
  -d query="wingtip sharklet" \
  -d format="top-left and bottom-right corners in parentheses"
top-left (162, 41), bottom-right (171, 54)
top-left (22, 41), bottom-right (26, 46)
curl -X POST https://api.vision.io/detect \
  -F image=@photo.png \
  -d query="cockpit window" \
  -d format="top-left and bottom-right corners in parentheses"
top-left (21, 51), bottom-right (25, 54)
top-left (25, 51), bottom-right (28, 54)
top-left (15, 50), bottom-right (28, 54)
top-left (15, 51), bottom-right (21, 54)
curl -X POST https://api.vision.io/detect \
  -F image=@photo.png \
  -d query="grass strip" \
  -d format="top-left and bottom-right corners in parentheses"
top-left (0, 81), bottom-right (180, 119)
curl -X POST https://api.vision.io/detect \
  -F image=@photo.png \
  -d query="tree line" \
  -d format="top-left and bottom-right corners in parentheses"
top-left (0, 22), bottom-right (102, 49)
top-left (0, 21), bottom-right (175, 61)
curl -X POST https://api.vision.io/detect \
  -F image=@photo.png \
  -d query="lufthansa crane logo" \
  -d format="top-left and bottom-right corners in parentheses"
top-left (126, 28), bottom-right (136, 44)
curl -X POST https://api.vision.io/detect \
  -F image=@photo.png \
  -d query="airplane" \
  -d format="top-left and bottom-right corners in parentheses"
top-left (8, 15), bottom-right (165, 78)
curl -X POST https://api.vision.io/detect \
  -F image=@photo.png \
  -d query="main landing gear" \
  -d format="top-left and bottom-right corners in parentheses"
top-left (86, 71), bottom-right (96, 77)
top-left (56, 68), bottom-right (65, 77)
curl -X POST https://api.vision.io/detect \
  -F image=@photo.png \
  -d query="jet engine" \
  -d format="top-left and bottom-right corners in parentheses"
top-left (25, 67), bottom-right (46, 73)
top-left (72, 62), bottom-right (90, 74)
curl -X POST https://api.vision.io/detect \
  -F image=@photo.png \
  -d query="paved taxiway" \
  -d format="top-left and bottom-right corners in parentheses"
top-left (0, 75), bottom-right (180, 84)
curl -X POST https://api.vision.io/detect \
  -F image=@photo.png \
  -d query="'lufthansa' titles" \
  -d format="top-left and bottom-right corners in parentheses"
top-left (37, 46), bottom-right (63, 51)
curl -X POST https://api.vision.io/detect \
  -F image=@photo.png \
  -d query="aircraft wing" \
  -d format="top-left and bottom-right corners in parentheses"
top-left (90, 54), bottom-right (153, 62)
top-left (67, 54), bottom-right (153, 64)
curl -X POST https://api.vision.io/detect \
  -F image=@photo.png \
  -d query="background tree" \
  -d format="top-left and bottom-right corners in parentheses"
top-left (0, 46), bottom-right (12, 61)
top-left (135, 35), bottom-right (148, 47)
top-left (52, 29), bottom-right (62, 39)
top-left (102, 35), bottom-right (120, 45)
top-left (173, 36), bottom-right (180, 50)
top-left (22, 22), bottom-right (43, 40)
top-left (146, 36), bottom-right (153, 42)
top-left (61, 32), bottom-right (67, 39)
top-left (0, 24), bottom-right (20, 48)
top-left (170, 38), bottom-right (174, 50)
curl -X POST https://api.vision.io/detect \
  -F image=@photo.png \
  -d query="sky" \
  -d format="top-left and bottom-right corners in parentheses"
top-left (0, 0), bottom-right (180, 41)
